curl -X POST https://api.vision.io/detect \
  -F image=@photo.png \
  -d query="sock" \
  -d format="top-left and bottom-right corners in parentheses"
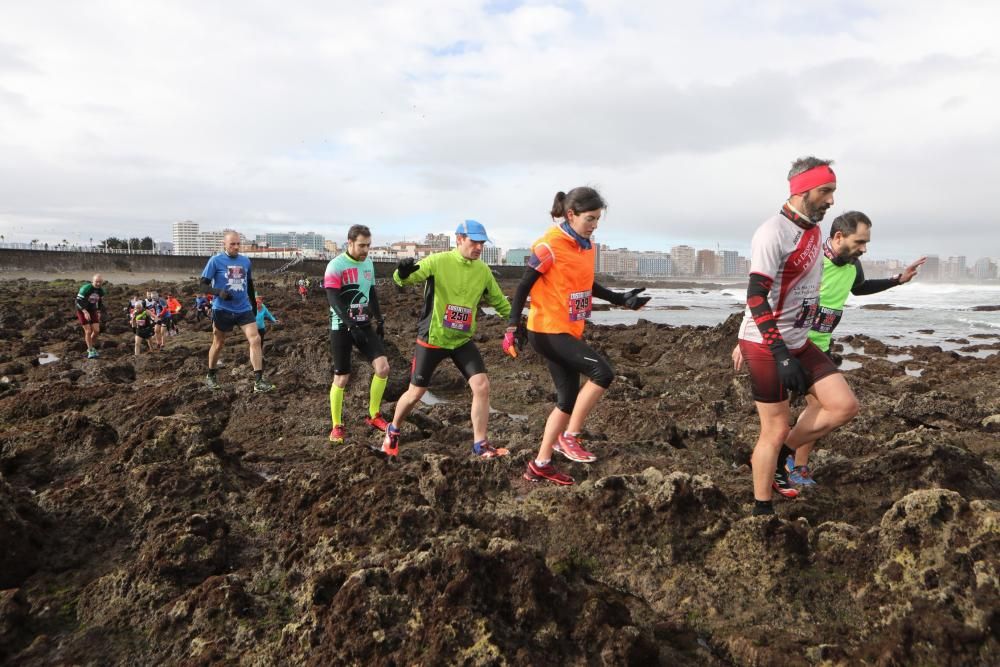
top-left (534, 458), bottom-right (551, 468)
top-left (777, 445), bottom-right (794, 474)
top-left (330, 383), bottom-right (345, 427)
top-left (207, 368), bottom-right (217, 377)
top-left (254, 370), bottom-right (263, 382)
top-left (473, 439), bottom-right (488, 454)
top-left (369, 374), bottom-right (387, 418)
top-left (753, 500), bottom-right (775, 516)
top-left (387, 423), bottom-right (400, 435)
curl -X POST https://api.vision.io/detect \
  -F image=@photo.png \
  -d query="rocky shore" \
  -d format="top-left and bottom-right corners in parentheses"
top-left (1, 277), bottom-right (998, 665)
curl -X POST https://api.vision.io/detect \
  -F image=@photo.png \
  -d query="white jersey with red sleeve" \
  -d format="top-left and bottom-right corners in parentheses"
top-left (737, 213), bottom-right (823, 349)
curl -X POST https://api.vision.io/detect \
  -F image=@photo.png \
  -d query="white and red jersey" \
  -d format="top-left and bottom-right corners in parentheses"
top-left (738, 212), bottom-right (823, 349)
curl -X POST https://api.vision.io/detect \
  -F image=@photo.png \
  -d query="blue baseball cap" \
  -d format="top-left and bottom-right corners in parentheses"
top-left (455, 219), bottom-right (491, 243)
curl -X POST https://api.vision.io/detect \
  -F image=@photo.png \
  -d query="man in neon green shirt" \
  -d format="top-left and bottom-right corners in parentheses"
top-left (378, 220), bottom-right (512, 459)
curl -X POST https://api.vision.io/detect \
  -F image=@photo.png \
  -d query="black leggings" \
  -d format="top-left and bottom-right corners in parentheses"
top-left (528, 331), bottom-right (614, 413)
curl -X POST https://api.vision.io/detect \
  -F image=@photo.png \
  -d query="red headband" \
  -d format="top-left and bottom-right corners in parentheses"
top-left (789, 165), bottom-right (836, 195)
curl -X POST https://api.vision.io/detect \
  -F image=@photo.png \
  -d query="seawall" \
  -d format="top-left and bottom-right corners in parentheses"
top-left (0, 248), bottom-right (527, 281)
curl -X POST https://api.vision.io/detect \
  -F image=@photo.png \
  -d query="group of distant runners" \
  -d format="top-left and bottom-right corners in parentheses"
top-left (72, 157), bottom-right (926, 512)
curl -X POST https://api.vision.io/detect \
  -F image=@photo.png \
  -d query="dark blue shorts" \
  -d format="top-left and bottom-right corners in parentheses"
top-left (212, 309), bottom-right (256, 332)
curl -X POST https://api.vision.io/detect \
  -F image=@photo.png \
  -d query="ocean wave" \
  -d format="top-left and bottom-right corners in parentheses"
top-left (957, 317), bottom-right (1000, 330)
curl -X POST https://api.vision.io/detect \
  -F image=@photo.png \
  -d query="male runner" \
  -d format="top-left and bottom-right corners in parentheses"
top-left (379, 220), bottom-right (511, 458)
top-left (200, 231), bottom-right (274, 392)
top-left (737, 157), bottom-right (859, 515)
top-left (76, 274), bottom-right (106, 358)
top-left (324, 225), bottom-right (390, 443)
top-left (734, 210), bottom-right (926, 485)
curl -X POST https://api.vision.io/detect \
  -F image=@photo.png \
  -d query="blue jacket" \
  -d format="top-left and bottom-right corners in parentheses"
top-left (255, 304), bottom-right (277, 329)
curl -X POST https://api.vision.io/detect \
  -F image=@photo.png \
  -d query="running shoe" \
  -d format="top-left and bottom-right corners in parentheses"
top-left (772, 470), bottom-right (800, 499)
top-left (752, 503), bottom-right (776, 516)
top-left (91, 348), bottom-right (100, 358)
top-left (329, 425), bottom-right (346, 443)
top-left (204, 374), bottom-right (221, 390)
top-left (553, 432), bottom-right (597, 463)
top-left (365, 414), bottom-right (390, 432)
top-left (785, 454), bottom-right (796, 474)
top-left (472, 440), bottom-right (509, 459)
top-left (253, 379), bottom-right (276, 393)
top-left (523, 461), bottom-right (574, 486)
top-left (86, 349), bottom-right (97, 359)
top-left (788, 465), bottom-right (816, 487)
top-left (375, 424), bottom-right (400, 457)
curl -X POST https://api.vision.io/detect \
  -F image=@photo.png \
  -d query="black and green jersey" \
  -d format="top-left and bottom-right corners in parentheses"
top-left (76, 282), bottom-right (105, 312)
top-left (808, 242), bottom-right (898, 352)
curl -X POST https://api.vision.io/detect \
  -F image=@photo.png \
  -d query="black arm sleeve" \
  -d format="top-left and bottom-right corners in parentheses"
top-left (509, 267), bottom-right (541, 326)
top-left (592, 281), bottom-right (625, 306)
top-left (325, 287), bottom-right (352, 325)
top-left (747, 273), bottom-right (786, 350)
top-left (199, 276), bottom-right (221, 297)
top-left (247, 274), bottom-right (257, 315)
top-left (75, 293), bottom-right (87, 311)
top-left (368, 285), bottom-right (382, 321)
top-left (850, 260), bottom-right (898, 296)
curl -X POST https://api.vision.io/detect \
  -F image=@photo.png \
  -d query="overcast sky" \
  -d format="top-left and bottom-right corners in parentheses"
top-left (1, 0), bottom-right (998, 260)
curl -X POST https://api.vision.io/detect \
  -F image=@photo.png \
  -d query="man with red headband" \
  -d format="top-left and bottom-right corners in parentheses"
top-left (737, 156), bottom-right (859, 516)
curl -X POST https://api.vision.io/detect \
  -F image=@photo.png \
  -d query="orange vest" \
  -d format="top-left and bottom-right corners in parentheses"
top-left (527, 225), bottom-right (595, 339)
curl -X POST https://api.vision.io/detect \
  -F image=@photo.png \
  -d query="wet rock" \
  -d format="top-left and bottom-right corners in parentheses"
top-left (0, 479), bottom-right (44, 589)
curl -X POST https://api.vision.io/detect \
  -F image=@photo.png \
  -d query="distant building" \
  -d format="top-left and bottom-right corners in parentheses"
top-left (670, 245), bottom-right (696, 276)
top-left (324, 240), bottom-right (340, 255)
top-left (599, 248), bottom-right (638, 275)
top-left (505, 248), bottom-right (531, 266)
top-left (922, 255), bottom-right (940, 281)
top-left (368, 246), bottom-right (398, 263)
top-left (942, 256), bottom-right (968, 281)
top-left (172, 220), bottom-right (199, 255)
top-left (481, 245), bottom-right (504, 265)
top-left (637, 252), bottom-right (671, 277)
top-left (155, 241), bottom-right (174, 254)
top-left (719, 250), bottom-right (741, 277)
top-left (973, 257), bottom-right (997, 280)
top-left (255, 232), bottom-right (325, 252)
top-left (695, 249), bottom-right (718, 277)
top-left (424, 233), bottom-right (451, 250)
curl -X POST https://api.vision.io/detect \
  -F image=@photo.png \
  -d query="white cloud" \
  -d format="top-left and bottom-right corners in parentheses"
top-left (0, 0), bottom-right (998, 260)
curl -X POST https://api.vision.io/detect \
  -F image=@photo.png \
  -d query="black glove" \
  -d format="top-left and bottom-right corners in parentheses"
top-left (397, 258), bottom-right (420, 280)
top-left (622, 287), bottom-right (651, 310)
top-left (218, 289), bottom-right (232, 300)
top-left (349, 325), bottom-right (369, 347)
top-left (376, 320), bottom-right (385, 339)
top-left (772, 343), bottom-right (808, 395)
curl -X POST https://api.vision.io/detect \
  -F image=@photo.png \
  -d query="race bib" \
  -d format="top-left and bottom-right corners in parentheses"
top-left (793, 297), bottom-right (819, 329)
top-left (443, 304), bottom-right (473, 331)
top-left (349, 303), bottom-right (369, 323)
top-left (811, 305), bottom-right (843, 334)
top-left (568, 290), bottom-right (592, 321)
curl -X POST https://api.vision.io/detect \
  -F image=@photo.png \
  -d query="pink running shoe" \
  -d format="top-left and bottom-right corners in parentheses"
top-left (365, 414), bottom-right (390, 432)
top-left (523, 461), bottom-right (574, 486)
top-left (553, 432), bottom-right (597, 463)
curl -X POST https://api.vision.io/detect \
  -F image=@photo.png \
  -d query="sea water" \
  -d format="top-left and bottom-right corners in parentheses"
top-left (587, 283), bottom-right (1000, 350)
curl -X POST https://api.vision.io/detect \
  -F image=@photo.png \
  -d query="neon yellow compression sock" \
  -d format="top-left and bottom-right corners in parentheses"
top-left (330, 383), bottom-right (344, 426)
top-left (369, 374), bottom-right (387, 418)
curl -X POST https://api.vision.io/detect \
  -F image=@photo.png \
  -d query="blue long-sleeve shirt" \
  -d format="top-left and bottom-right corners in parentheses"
top-left (255, 304), bottom-right (277, 329)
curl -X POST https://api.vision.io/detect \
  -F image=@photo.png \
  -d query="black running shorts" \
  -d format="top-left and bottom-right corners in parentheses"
top-left (329, 326), bottom-right (386, 375)
top-left (409, 340), bottom-right (486, 388)
top-left (211, 309), bottom-right (256, 332)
